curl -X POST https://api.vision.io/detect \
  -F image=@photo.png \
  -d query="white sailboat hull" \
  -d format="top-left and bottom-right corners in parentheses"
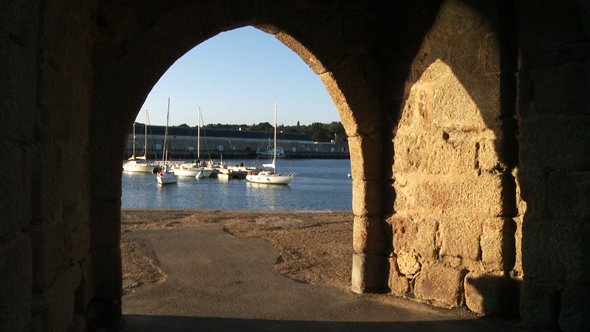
top-left (123, 162), bottom-right (155, 173)
top-left (157, 172), bottom-right (178, 184)
top-left (246, 172), bottom-right (295, 185)
top-left (173, 168), bottom-right (213, 177)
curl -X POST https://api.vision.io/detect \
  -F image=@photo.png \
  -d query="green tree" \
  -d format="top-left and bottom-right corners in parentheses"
top-left (203, 121), bottom-right (347, 142)
top-left (249, 122), bottom-right (274, 131)
top-left (327, 121), bottom-right (346, 142)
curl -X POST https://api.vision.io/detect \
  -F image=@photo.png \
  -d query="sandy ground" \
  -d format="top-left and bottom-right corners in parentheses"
top-left (121, 209), bottom-right (353, 294)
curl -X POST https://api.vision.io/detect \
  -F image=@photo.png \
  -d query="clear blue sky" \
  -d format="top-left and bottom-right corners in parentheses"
top-left (137, 26), bottom-right (340, 127)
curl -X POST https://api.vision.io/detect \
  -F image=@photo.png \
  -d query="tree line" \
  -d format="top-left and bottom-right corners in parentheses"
top-left (178, 121), bottom-right (347, 143)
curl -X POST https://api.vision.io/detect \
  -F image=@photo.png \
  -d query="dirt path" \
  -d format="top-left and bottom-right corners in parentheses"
top-left (121, 209), bottom-right (353, 294)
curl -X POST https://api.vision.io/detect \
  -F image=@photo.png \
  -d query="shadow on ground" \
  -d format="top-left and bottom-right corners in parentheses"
top-left (118, 212), bottom-right (533, 332)
top-left (114, 314), bottom-right (529, 332)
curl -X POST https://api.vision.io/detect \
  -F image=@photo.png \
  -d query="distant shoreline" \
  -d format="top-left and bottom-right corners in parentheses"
top-left (124, 150), bottom-right (350, 160)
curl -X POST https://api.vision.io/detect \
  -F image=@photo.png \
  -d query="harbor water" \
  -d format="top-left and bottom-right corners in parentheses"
top-left (122, 159), bottom-right (352, 211)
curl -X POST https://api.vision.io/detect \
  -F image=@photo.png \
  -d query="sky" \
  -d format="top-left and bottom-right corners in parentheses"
top-left (137, 26), bottom-right (340, 127)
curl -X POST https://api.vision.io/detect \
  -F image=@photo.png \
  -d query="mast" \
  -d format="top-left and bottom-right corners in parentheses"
top-left (144, 109), bottom-right (148, 159)
top-left (273, 103), bottom-right (277, 174)
top-left (198, 107), bottom-right (201, 161)
top-left (164, 98), bottom-right (170, 165)
top-left (131, 122), bottom-right (136, 159)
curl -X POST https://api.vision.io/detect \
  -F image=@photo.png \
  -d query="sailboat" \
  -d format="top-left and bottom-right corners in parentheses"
top-left (256, 144), bottom-right (285, 158)
top-left (157, 98), bottom-right (178, 185)
top-left (123, 109), bottom-right (158, 173)
top-left (172, 107), bottom-right (213, 178)
top-left (246, 103), bottom-right (295, 185)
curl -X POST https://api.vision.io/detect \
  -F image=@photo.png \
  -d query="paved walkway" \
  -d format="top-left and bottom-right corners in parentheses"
top-left (115, 224), bottom-right (530, 332)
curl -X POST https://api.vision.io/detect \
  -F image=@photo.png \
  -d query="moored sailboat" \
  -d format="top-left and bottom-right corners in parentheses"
top-left (171, 107), bottom-right (213, 178)
top-left (157, 98), bottom-right (178, 185)
top-left (246, 103), bottom-right (295, 185)
top-left (173, 162), bottom-right (213, 178)
top-left (124, 109), bottom-right (158, 173)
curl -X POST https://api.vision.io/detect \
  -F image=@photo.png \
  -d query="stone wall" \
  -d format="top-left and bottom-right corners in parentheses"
top-left (516, 2), bottom-right (590, 330)
top-left (0, 0), bottom-right (96, 330)
top-left (1, 0), bottom-right (589, 331)
top-left (387, 1), bottom-right (521, 314)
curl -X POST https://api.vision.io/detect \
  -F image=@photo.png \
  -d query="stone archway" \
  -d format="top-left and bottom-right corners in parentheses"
top-left (88, 1), bottom-right (391, 327)
top-left (3, 1), bottom-right (589, 331)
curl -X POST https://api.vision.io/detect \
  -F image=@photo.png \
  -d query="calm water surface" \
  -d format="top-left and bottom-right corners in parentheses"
top-left (122, 159), bottom-right (352, 210)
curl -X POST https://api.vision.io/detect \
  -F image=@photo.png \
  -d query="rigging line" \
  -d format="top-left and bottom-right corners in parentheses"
top-left (181, 124), bottom-right (199, 161)
top-left (146, 111), bottom-right (158, 160)
top-left (200, 111), bottom-right (212, 161)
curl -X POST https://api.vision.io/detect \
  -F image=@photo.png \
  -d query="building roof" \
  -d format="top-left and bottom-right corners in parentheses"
top-left (131, 123), bottom-right (315, 142)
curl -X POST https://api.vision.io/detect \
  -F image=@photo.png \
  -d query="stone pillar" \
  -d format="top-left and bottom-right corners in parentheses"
top-left (85, 114), bottom-right (130, 328)
top-left (349, 134), bottom-right (389, 293)
top-left (387, 0), bottom-right (520, 314)
top-left (318, 45), bottom-right (389, 293)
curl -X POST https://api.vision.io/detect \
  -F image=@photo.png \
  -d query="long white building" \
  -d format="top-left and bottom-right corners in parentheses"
top-left (125, 124), bottom-right (349, 160)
